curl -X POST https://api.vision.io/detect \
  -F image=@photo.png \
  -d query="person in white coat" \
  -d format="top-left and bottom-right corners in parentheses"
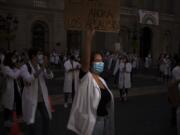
top-left (67, 29), bottom-right (114, 135)
top-left (20, 48), bottom-right (53, 135)
top-left (1, 52), bottom-right (21, 128)
top-left (114, 56), bottom-right (132, 101)
top-left (63, 55), bottom-right (80, 108)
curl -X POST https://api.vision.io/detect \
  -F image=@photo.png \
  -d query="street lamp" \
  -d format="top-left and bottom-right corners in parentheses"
top-left (0, 13), bottom-right (18, 50)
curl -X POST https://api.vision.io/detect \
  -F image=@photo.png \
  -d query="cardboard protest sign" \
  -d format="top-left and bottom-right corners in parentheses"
top-left (64, 0), bottom-right (120, 32)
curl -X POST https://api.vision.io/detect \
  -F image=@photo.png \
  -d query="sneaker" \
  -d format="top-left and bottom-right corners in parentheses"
top-left (64, 103), bottom-right (68, 108)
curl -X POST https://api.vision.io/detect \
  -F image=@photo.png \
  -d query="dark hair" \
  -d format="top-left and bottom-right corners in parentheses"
top-left (28, 48), bottom-right (38, 60)
top-left (90, 52), bottom-right (103, 65)
top-left (70, 55), bottom-right (75, 60)
top-left (3, 52), bottom-right (15, 69)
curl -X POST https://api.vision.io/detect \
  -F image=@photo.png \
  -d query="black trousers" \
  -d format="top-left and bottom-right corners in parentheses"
top-left (171, 107), bottom-right (177, 126)
top-left (27, 102), bottom-right (50, 135)
top-left (14, 82), bottom-right (22, 117)
top-left (3, 108), bottom-right (13, 122)
top-left (64, 80), bottom-right (75, 103)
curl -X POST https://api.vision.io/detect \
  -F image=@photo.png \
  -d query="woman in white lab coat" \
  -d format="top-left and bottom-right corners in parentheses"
top-left (67, 29), bottom-right (114, 135)
top-left (63, 55), bottom-right (80, 108)
top-left (114, 56), bottom-right (132, 101)
top-left (1, 52), bottom-right (21, 127)
top-left (20, 49), bottom-right (53, 135)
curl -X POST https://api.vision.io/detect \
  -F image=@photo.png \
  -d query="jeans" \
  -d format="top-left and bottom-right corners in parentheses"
top-left (92, 116), bottom-right (108, 135)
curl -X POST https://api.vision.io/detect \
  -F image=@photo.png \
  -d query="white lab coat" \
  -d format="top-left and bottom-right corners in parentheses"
top-left (50, 54), bottom-right (55, 64)
top-left (113, 59), bottom-right (120, 75)
top-left (67, 72), bottom-right (114, 135)
top-left (108, 57), bottom-right (113, 70)
top-left (1, 66), bottom-right (21, 110)
top-left (20, 62), bottom-right (53, 124)
top-left (55, 54), bottom-right (59, 65)
top-left (163, 58), bottom-right (171, 76)
top-left (114, 62), bottom-right (132, 89)
top-left (63, 60), bottom-right (80, 93)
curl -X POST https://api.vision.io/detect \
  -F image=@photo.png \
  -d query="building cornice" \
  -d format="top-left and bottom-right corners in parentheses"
top-left (0, 2), bottom-right (64, 13)
top-left (0, 3), bottom-right (177, 23)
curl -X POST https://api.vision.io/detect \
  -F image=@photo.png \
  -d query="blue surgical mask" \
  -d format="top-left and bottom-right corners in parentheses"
top-left (92, 62), bottom-right (104, 74)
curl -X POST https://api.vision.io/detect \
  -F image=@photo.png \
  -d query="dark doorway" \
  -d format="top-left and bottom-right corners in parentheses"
top-left (140, 27), bottom-right (152, 58)
top-left (67, 30), bottom-right (82, 53)
top-left (32, 21), bottom-right (49, 51)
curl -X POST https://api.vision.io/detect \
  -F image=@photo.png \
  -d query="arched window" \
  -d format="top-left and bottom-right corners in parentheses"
top-left (32, 21), bottom-right (49, 51)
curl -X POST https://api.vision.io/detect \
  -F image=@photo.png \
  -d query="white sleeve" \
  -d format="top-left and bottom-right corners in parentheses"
top-left (20, 65), bottom-right (35, 83)
top-left (3, 66), bottom-right (20, 79)
top-left (119, 63), bottom-right (124, 72)
top-left (64, 62), bottom-right (72, 72)
top-left (126, 63), bottom-right (132, 73)
top-left (43, 69), bottom-right (54, 79)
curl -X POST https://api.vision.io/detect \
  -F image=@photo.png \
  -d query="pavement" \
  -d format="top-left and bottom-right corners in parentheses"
top-left (48, 93), bottom-right (176, 135)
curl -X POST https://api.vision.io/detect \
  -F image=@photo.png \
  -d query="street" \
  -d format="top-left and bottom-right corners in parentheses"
top-left (0, 67), bottom-right (177, 135)
top-left (47, 67), bottom-right (176, 135)
top-left (49, 93), bottom-right (176, 135)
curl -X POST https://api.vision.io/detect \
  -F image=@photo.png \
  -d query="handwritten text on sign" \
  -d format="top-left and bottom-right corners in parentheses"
top-left (65, 0), bottom-right (120, 32)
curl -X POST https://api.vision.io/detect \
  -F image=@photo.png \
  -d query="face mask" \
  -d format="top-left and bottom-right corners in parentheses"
top-left (37, 55), bottom-right (44, 64)
top-left (12, 58), bottom-right (17, 63)
top-left (92, 62), bottom-right (104, 74)
top-left (37, 54), bottom-right (43, 60)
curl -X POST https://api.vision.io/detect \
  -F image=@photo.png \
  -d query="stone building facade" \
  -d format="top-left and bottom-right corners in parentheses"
top-left (0, 0), bottom-right (180, 60)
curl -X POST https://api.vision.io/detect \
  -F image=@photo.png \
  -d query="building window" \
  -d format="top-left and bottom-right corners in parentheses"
top-left (167, 1), bottom-right (174, 14)
top-left (125, 0), bottom-right (133, 7)
top-left (161, 0), bottom-right (174, 14)
top-left (32, 21), bottom-right (49, 51)
top-left (144, 0), bottom-right (154, 10)
top-left (34, 0), bottom-right (47, 8)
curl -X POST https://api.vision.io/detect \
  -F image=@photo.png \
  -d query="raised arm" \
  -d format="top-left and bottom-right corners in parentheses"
top-left (81, 29), bottom-right (95, 72)
top-left (3, 66), bottom-right (20, 79)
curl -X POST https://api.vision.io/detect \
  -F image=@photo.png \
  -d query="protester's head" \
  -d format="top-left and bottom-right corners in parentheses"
top-left (28, 48), bottom-right (38, 64)
top-left (124, 56), bottom-right (129, 63)
top-left (70, 55), bottom-right (75, 61)
top-left (37, 50), bottom-right (44, 64)
top-left (43, 53), bottom-right (50, 66)
top-left (91, 52), bottom-right (104, 75)
top-left (3, 52), bottom-right (17, 69)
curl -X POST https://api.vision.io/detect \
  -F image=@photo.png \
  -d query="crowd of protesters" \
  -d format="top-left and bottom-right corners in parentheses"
top-left (1, 37), bottom-right (180, 135)
top-left (0, 48), bottom-right (54, 135)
